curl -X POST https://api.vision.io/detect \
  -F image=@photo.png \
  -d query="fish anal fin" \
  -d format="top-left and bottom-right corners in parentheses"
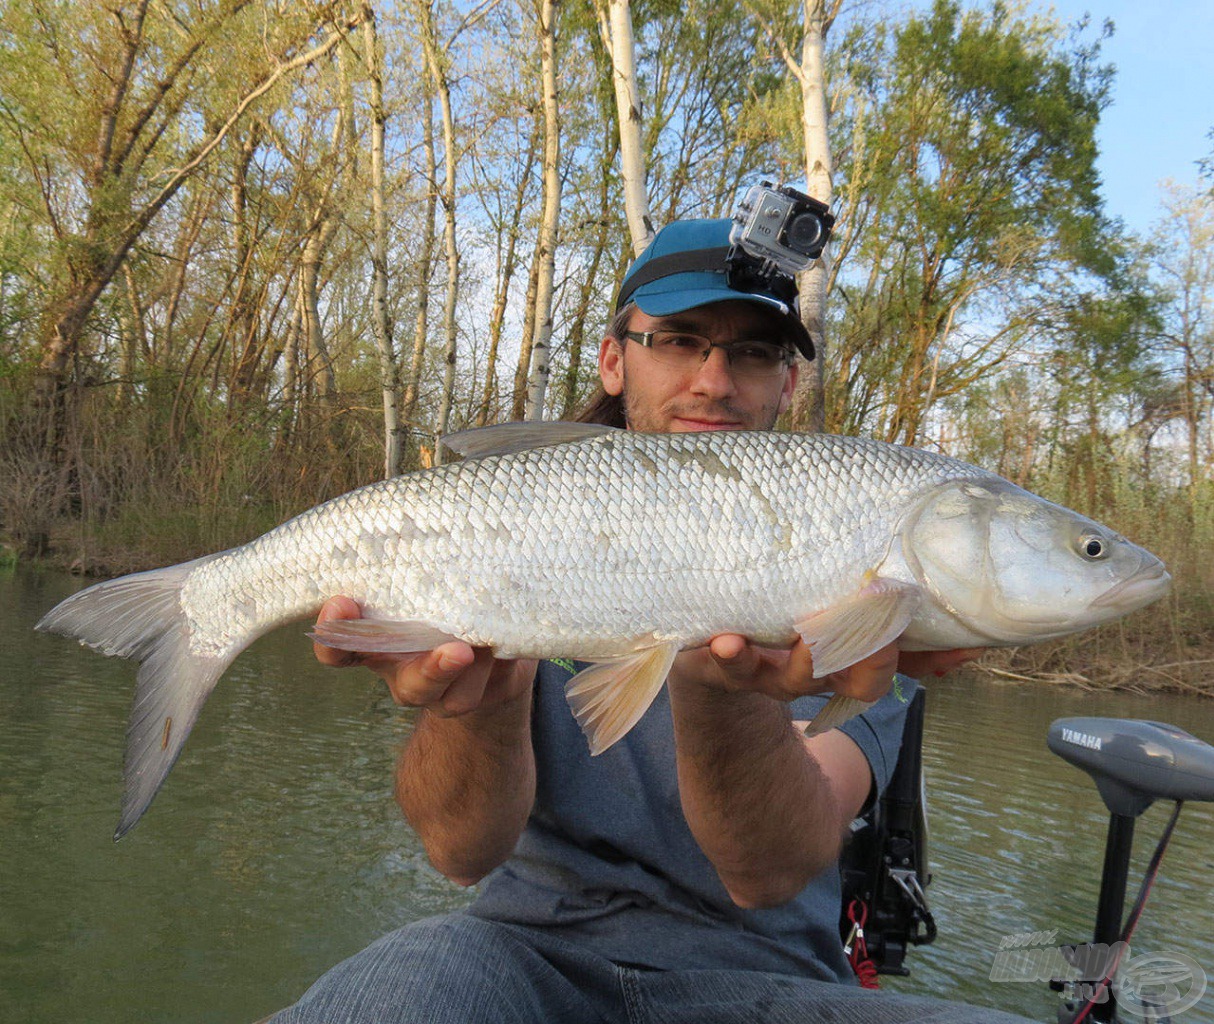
top-left (795, 578), bottom-right (921, 678)
top-left (440, 422), bottom-right (621, 460)
top-left (309, 618), bottom-right (460, 653)
top-left (566, 643), bottom-right (679, 755)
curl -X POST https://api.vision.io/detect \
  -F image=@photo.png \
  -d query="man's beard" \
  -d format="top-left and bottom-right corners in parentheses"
top-left (620, 369), bottom-right (784, 433)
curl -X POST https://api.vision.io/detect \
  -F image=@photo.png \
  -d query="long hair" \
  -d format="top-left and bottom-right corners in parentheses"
top-left (569, 305), bottom-right (633, 428)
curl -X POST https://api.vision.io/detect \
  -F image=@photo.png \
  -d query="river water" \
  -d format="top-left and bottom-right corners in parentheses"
top-left (3, 566), bottom-right (1212, 1023)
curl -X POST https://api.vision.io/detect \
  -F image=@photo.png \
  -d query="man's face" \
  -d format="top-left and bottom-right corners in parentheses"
top-left (597, 300), bottom-right (799, 433)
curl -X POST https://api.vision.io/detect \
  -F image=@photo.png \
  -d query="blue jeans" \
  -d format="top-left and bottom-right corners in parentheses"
top-left (267, 913), bottom-right (1038, 1023)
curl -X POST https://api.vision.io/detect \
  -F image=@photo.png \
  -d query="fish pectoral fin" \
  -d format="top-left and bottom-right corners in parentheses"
top-left (440, 421), bottom-right (621, 459)
top-left (309, 618), bottom-right (460, 653)
top-left (795, 578), bottom-right (922, 678)
top-left (565, 643), bottom-right (679, 756)
top-left (802, 695), bottom-right (878, 737)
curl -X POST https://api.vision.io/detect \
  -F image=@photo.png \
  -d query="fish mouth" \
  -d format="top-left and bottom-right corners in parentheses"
top-left (1090, 560), bottom-right (1172, 611)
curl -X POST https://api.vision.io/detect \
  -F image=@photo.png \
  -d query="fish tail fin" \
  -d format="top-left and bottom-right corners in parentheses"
top-left (36, 558), bottom-right (239, 839)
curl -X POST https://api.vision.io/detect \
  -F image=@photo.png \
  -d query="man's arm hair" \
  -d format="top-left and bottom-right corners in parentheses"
top-left (667, 681), bottom-right (870, 908)
top-left (396, 683), bottom-right (537, 886)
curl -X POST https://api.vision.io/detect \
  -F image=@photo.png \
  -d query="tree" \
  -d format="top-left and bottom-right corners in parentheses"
top-left (524, 0), bottom-right (563, 420)
top-left (401, 67), bottom-right (439, 457)
top-left (474, 115), bottom-right (539, 426)
top-left (415, 0), bottom-right (461, 457)
top-left (0, 1), bottom-right (361, 452)
top-left (1151, 181), bottom-right (1214, 496)
top-left (595, 0), bottom-right (653, 255)
top-left (361, 3), bottom-right (404, 477)
top-left (824, 0), bottom-right (1117, 445)
top-left (745, 0), bottom-right (844, 431)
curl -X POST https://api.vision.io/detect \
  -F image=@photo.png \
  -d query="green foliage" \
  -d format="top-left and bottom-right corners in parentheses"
top-left (825, 0), bottom-right (1121, 444)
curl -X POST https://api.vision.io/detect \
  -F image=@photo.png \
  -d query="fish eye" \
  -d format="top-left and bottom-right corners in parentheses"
top-left (1078, 535), bottom-right (1108, 560)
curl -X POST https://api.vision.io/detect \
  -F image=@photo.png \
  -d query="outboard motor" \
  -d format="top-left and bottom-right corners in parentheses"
top-left (1047, 718), bottom-right (1214, 1023)
top-left (1049, 718), bottom-right (1214, 813)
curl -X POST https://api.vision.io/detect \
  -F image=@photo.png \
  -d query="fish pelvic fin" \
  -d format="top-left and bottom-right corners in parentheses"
top-left (795, 578), bottom-right (921, 678)
top-left (36, 558), bottom-right (236, 840)
top-left (565, 643), bottom-right (679, 756)
top-left (802, 695), bottom-right (878, 737)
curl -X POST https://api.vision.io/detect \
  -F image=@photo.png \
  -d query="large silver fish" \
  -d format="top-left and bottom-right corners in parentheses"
top-left (37, 423), bottom-right (1169, 837)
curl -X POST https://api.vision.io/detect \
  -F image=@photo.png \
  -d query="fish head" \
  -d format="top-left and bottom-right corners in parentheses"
top-left (902, 478), bottom-right (1170, 645)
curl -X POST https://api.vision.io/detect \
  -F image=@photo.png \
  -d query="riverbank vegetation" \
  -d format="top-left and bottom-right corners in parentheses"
top-left (1, 0), bottom-right (1211, 691)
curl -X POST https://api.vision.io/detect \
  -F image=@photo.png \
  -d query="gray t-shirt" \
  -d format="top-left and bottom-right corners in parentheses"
top-left (468, 660), bottom-right (919, 981)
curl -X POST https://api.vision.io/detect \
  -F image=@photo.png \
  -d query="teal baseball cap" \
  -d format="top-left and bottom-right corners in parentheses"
top-left (614, 218), bottom-right (814, 360)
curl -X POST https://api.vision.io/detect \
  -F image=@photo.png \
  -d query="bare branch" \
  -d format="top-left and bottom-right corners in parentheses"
top-left (130, 18), bottom-right (362, 254)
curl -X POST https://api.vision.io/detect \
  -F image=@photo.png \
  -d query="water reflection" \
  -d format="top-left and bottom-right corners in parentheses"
top-left (893, 674), bottom-right (1214, 1022)
top-left (3, 568), bottom-right (1212, 1022)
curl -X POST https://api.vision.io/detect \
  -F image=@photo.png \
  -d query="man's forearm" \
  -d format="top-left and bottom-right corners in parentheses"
top-left (667, 679), bottom-right (845, 908)
top-left (396, 692), bottom-right (535, 886)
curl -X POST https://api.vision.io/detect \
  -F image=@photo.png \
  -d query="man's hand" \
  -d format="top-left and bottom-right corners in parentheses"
top-left (669, 635), bottom-right (984, 706)
top-left (312, 597), bottom-right (537, 717)
top-left (665, 636), bottom-right (984, 907)
top-left (896, 647), bottom-right (985, 679)
top-left (313, 597), bottom-right (538, 884)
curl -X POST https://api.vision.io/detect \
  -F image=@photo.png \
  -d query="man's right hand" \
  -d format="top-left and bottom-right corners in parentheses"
top-left (312, 596), bottom-right (537, 717)
top-left (312, 598), bottom-right (537, 884)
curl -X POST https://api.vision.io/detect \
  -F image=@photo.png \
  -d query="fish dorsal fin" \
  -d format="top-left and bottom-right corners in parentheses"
top-left (440, 422), bottom-right (622, 459)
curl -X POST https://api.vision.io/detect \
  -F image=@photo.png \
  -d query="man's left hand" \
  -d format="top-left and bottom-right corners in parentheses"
top-left (671, 636), bottom-right (984, 705)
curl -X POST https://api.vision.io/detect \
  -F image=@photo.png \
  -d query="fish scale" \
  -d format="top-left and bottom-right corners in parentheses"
top-left (199, 431), bottom-right (893, 650)
top-left (36, 423), bottom-right (1169, 837)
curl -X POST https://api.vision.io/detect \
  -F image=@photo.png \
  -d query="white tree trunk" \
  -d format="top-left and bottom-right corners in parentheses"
top-left (402, 73), bottom-right (437, 456)
top-left (597, 0), bottom-right (653, 255)
top-left (525, 0), bottom-right (562, 421)
top-left (434, 77), bottom-right (459, 459)
top-left (362, 5), bottom-right (402, 478)
top-left (791, 0), bottom-right (840, 431)
top-left (416, 0), bottom-right (460, 463)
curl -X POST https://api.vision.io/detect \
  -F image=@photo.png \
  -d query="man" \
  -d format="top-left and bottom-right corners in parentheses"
top-left (270, 219), bottom-right (1030, 1023)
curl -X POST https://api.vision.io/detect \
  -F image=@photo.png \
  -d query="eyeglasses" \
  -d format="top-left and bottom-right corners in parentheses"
top-left (622, 330), bottom-right (794, 378)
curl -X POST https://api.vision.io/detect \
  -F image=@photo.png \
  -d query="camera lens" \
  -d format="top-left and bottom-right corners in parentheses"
top-left (783, 212), bottom-right (825, 255)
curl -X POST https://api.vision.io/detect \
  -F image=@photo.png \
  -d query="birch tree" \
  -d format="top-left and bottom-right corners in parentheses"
top-left (524, 0), bottom-right (563, 420)
top-left (790, 0), bottom-right (840, 430)
top-left (744, 0), bottom-right (842, 431)
top-left (595, 0), bottom-right (654, 255)
top-left (361, 3), bottom-right (403, 477)
top-left (401, 71), bottom-right (439, 457)
top-left (414, 0), bottom-right (461, 459)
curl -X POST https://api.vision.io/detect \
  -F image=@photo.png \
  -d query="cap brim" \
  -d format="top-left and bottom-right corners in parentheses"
top-left (633, 285), bottom-right (788, 318)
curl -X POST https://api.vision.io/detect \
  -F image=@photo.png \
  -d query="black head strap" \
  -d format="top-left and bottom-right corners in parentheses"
top-left (615, 246), bottom-right (733, 311)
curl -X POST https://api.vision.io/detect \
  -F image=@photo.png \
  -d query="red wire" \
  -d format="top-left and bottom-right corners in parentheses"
top-left (847, 899), bottom-right (880, 989)
top-left (1065, 801), bottom-right (1183, 1024)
